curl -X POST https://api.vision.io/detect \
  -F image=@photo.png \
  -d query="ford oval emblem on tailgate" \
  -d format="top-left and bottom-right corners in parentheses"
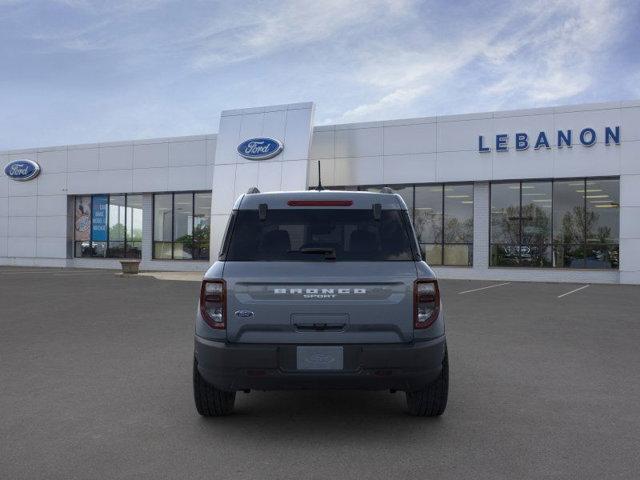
top-left (235, 310), bottom-right (254, 318)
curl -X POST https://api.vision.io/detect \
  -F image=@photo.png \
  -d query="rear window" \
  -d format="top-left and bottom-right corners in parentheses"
top-left (224, 209), bottom-right (416, 261)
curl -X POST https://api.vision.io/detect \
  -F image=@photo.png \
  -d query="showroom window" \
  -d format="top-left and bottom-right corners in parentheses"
top-left (490, 178), bottom-right (619, 269)
top-left (74, 194), bottom-right (143, 258)
top-left (153, 192), bottom-right (211, 260)
top-left (327, 183), bottom-right (474, 266)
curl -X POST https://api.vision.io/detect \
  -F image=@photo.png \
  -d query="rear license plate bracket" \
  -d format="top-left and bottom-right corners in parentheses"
top-left (296, 346), bottom-right (344, 370)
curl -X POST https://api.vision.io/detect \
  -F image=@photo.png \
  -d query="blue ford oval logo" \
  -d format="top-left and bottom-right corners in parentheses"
top-left (235, 310), bottom-right (255, 319)
top-left (4, 159), bottom-right (41, 182)
top-left (237, 137), bottom-right (283, 160)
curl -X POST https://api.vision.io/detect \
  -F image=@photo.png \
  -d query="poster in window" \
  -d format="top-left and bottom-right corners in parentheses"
top-left (75, 196), bottom-right (91, 241)
top-left (92, 195), bottom-right (108, 242)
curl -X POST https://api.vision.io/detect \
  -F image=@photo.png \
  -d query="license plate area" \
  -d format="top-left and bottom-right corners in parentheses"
top-left (296, 346), bottom-right (344, 371)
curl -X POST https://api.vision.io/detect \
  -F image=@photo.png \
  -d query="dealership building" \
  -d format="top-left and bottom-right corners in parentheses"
top-left (1, 100), bottom-right (639, 284)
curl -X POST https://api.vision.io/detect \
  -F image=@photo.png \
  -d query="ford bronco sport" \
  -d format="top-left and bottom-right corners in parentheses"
top-left (193, 189), bottom-right (448, 416)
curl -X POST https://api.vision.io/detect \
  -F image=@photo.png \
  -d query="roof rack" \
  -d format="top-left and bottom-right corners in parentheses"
top-left (247, 187), bottom-right (260, 194)
top-left (380, 186), bottom-right (395, 194)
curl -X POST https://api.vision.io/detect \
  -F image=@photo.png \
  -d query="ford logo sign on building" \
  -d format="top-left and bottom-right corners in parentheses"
top-left (237, 137), bottom-right (283, 160)
top-left (4, 159), bottom-right (41, 181)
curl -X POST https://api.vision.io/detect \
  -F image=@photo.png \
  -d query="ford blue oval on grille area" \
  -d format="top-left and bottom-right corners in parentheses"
top-left (235, 310), bottom-right (255, 319)
top-left (237, 137), bottom-right (283, 160)
top-left (4, 159), bottom-right (41, 181)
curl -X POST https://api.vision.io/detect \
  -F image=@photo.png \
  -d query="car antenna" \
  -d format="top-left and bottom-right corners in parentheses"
top-left (315, 161), bottom-right (324, 191)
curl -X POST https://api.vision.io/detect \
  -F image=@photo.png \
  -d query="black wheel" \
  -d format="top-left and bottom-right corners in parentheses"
top-left (193, 358), bottom-right (236, 416)
top-left (405, 346), bottom-right (449, 417)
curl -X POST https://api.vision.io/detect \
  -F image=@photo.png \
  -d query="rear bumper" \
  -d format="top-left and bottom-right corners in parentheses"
top-left (194, 335), bottom-right (446, 392)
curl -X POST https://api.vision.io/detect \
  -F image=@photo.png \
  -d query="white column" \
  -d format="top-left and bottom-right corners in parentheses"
top-left (209, 103), bottom-right (315, 257)
top-left (619, 173), bottom-right (640, 284)
top-left (473, 181), bottom-right (490, 271)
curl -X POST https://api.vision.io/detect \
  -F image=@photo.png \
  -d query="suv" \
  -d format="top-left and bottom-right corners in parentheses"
top-left (193, 189), bottom-right (448, 416)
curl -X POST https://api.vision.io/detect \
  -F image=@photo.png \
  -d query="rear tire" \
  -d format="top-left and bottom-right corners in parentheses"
top-left (405, 346), bottom-right (448, 417)
top-left (193, 359), bottom-right (236, 416)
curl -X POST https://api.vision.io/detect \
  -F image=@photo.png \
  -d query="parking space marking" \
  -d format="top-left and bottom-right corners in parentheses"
top-left (458, 282), bottom-right (511, 295)
top-left (557, 284), bottom-right (590, 298)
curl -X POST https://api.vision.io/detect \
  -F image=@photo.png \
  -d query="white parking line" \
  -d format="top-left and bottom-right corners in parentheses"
top-left (557, 284), bottom-right (590, 298)
top-left (458, 282), bottom-right (511, 295)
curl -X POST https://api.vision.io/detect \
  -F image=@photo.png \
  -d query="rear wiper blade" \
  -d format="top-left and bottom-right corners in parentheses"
top-left (297, 247), bottom-right (337, 260)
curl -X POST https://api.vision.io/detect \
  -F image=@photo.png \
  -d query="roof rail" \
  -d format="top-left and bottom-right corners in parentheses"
top-left (380, 186), bottom-right (395, 194)
top-left (247, 187), bottom-right (261, 194)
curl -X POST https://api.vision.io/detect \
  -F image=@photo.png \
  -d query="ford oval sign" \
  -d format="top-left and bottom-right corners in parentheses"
top-left (4, 159), bottom-right (41, 181)
top-left (237, 137), bottom-right (283, 160)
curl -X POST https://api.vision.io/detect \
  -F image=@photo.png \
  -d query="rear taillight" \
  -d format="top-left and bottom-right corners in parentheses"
top-left (414, 280), bottom-right (440, 329)
top-left (200, 279), bottom-right (226, 329)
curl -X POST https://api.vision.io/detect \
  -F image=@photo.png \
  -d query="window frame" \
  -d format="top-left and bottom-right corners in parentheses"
top-left (151, 190), bottom-right (211, 261)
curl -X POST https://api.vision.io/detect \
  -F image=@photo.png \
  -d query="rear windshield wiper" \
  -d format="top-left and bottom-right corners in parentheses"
top-left (296, 247), bottom-right (337, 260)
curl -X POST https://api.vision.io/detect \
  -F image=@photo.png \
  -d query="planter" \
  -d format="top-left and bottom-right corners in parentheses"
top-left (119, 259), bottom-right (141, 274)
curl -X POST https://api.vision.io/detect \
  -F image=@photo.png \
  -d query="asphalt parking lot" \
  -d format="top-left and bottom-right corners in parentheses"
top-left (1, 267), bottom-right (639, 479)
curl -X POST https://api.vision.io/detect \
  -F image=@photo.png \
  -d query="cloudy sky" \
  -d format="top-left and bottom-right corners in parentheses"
top-left (1, 0), bottom-right (638, 150)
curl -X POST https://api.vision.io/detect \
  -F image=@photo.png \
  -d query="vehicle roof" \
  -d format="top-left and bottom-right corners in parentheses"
top-left (235, 189), bottom-right (408, 210)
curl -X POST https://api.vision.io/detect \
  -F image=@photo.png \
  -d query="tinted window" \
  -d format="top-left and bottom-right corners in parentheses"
top-left (225, 209), bottom-right (415, 261)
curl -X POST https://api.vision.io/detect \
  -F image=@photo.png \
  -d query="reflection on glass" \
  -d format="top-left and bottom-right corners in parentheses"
top-left (444, 244), bottom-right (472, 266)
top-left (553, 180), bottom-right (585, 245)
top-left (490, 178), bottom-right (620, 269)
top-left (414, 185), bottom-right (443, 244)
top-left (521, 181), bottom-right (552, 267)
top-left (586, 179), bottom-right (619, 245)
top-left (193, 193), bottom-right (211, 261)
top-left (335, 183), bottom-right (473, 266)
top-left (421, 244), bottom-right (442, 266)
top-left (154, 242), bottom-right (172, 259)
top-left (491, 183), bottom-right (520, 245)
top-left (444, 184), bottom-right (473, 243)
top-left (107, 195), bottom-right (125, 258)
top-left (154, 194), bottom-right (172, 242)
top-left (126, 194), bottom-right (143, 258)
top-left (173, 193), bottom-right (193, 260)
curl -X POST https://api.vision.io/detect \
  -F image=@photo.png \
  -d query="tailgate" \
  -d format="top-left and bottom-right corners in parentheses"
top-left (223, 261), bottom-right (417, 344)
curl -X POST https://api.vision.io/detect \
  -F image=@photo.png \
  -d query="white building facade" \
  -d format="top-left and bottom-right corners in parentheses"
top-left (1, 100), bottom-right (639, 284)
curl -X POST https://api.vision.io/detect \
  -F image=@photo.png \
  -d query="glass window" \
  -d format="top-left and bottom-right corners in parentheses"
top-left (415, 185), bottom-right (443, 265)
top-left (108, 195), bottom-right (126, 258)
top-left (153, 194), bottom-right (172, 259)
top-left (225, 209), bottom-right (415, 261)
top-left (520, 181), bottom-right (552, 267)
top-left (325, 183), bottom-right (474, 266)
top-left (74, 196), bottom-right (92, 257)
top-left (444, 184), bottom-right (473, 266)
top-left (152, 191), bottom-right (212, 261)
top-left (553, 179), bottom-right (586, 268)
top-left (193, 192), bottom-right (211, 260)
top-left (126, 195), bottom-right (143, 259)
top-left (73, 194), bottom-right (143, 259)
top-left (585, 179), bottom-right (619, 269)
top-left (173, 193), bottom-right (193, 259)
top-left (491, 178), bottom-right (619, 269)
top-left (490, 182), bottom-right (520, 267)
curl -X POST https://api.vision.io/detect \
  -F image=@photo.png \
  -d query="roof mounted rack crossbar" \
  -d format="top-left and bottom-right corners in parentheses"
top-left (247, 187), bottom-right (260, 194)
top-left (380, 186), bottom-right (395, 194)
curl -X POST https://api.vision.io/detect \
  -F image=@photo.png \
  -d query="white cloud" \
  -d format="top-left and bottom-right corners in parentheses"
top-left (190, 0), bottom-right (416, 69)
top-left (334, 0), bottom-right (626, 122)
top-left (481, 0), bottom-right (622, 105)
